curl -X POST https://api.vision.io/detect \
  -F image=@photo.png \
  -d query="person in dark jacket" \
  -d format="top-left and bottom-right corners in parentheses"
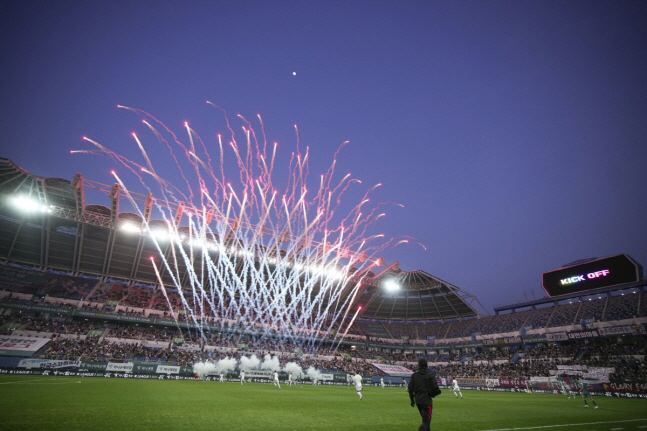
top-left (408, 358), bottom-right (441, 431)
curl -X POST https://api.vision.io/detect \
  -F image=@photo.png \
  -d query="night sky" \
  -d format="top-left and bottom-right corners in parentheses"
top-left (1, 1), bottom-right (646, 313)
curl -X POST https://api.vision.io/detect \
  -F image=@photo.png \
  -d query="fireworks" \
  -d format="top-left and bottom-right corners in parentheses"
top-left (79, 103), bottom-right (408, 350)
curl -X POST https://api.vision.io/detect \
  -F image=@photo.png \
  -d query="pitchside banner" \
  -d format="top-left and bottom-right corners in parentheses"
top-left (370, 363), bottom-right (413, 377)
top-left (156, 365), bottom-right (180, 375)
top-left (499, 378), bottom-right (527, 388)
top-left (0, 335), bottom-right (50, 357)
top-left (18, 359), bottom-right (80, 369)
top-left (106, 362), bottom-right (134, 373)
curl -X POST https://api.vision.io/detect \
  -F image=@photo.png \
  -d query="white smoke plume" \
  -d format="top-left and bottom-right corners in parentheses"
top-left (214, 357), bottom-right (237, 374)
top-left (260, 354), bottom-right (281, 372)
top-left (283, 362), bottom-right (303, 377)
top-left (306, 366), bottom-right (322, 381)
top-left (193, 361), bottom-right (216, 379)
top-left (239, 354), bottom-right (261, 371)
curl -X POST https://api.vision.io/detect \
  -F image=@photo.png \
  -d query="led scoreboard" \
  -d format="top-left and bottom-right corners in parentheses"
top-left (542, 254), bottom-right (642, 297)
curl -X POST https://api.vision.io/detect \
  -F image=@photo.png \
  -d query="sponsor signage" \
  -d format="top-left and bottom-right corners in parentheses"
top-left (18, 359), bottom-right (80, 369)
top-left (522, 335), bottom-right (548, 343)
top-left (0, 301), bottom-right (73, 316)
top-left (545, 332), bottom-right (568, 341)
top-left (79, 361), bottom-right (108, 372)
top-left (156, 365), bottom-right (180, 375)
top-left (499, 378), bottom-right (526, 388)
top-left (72, 309), bottom-right (153, 324)
top-left (456, 378), bottom-right (486, 386)
top-left (567, 329), bottom-right (599, 339)
top-left (106, 362), bottom-right (134, 373)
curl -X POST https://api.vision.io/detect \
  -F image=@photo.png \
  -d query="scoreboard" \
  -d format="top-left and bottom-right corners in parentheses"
top-left (542, 254), bottom-right (642, 297)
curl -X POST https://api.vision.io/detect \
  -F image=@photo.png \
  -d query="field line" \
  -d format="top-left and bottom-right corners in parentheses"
top-left (477, 418), bottom-right (647, 431)
top-left (0, 378), bottom-right (50, 385)
top-left (0, 379), bottom-right (81, 385)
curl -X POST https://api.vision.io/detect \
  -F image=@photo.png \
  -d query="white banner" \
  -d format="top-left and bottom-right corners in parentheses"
top-left (0, 335), bottom-right (50, 354)
top-left (18, 359), bottom-right (80, 369)
top-left (156, 365), bottom-right (180, 375)
top-left (106, 362), bottom-right (134, 373)
top-left (370, 363), bottom-right (413, 377)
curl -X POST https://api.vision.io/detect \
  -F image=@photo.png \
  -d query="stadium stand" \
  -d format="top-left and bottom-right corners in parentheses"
top-left (605, 293), bottom-right (640, 321)
top-left (547, 302), bottom-right (580, 327)
top-left (576, 297), bottom-right (607, 322)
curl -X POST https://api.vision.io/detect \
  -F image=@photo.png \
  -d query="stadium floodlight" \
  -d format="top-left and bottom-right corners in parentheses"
top-left (384, 280), bottom-right (400, 292)
top-left (150, 228), bottom-right (170, 241)
top-left (10, 196), bottom-right (52, 213)
top-left (120, 221), bottom-right (142, 234)
top-left (327, 268), bottom-right (343, 280)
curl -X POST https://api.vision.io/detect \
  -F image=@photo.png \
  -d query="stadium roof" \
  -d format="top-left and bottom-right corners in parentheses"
top-left (355, 267), bottom-right (481, 321)
top-left (0, 158), bottom-right (482, 320)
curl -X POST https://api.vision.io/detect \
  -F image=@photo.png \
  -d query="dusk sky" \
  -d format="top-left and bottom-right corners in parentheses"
top-left (1, 1), bottom-right (646, 313)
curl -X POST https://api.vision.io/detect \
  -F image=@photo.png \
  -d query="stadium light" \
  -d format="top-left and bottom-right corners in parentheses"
top-left (384, 280), bottom-right (400, 292)
top-left (120, 222), bottom-right (142, 234)
top-left (10, 196), bottom-right (52, 213)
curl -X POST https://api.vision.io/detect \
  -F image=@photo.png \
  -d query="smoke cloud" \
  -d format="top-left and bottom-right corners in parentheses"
top-left (239, 354), bottom-right (261, 371)
top-left (260, 354), bottom-right (281, 371)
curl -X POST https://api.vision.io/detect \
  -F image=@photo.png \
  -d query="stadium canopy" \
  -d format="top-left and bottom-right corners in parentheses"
top-left (354, 266), bottom-right (481, 321)
top-left (0, 158), bottom-right (482, 320)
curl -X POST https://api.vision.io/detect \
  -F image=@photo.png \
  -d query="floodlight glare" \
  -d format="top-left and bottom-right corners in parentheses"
top-left (10, 196), bottom-right (42, 212)
top-left (120, 222), bottom-right (141, 234)
top-left (384, 280), bottom-right (400, 292)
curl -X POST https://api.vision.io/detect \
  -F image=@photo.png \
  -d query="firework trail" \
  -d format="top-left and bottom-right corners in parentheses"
top-left (78, 103), bottom-right (411, 351)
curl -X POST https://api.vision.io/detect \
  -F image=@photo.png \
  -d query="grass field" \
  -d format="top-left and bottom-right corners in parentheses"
top-left (0, 375), bottom-right (645, 431)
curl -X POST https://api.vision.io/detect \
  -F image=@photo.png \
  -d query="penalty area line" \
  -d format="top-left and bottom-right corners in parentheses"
top-left (477, 418), bottom-right (647, 431)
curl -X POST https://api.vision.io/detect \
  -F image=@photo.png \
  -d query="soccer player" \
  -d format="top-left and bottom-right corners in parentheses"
top-left (273, 371), bottom-right (281, 389)
top-left (380, 377), bottom-right (385, 388)
top-left (452, 379), bottom-right (463, 399)
top-left (219, 373), bottom-right (224, 383)
top-left (352, 373), bottom-right (363, 400)
top-left (240, 370), bottom-right (245, 385)
top-left (561, 381), bottom-right (571, 398)
top-left (579, 380), bottom-right (598, 409)
top-left (287, 372), bottom-right (293, 387)
top-left (313, 377), bottom-right (318, 386)
top-left (409, 358), bottom-right (442, 431)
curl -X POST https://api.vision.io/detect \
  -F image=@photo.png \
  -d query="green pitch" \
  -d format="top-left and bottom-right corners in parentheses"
top-left (0, 375), bottom-right (645, 431)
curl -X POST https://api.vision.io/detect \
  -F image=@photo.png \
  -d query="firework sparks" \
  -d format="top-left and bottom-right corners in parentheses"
top-left (79, 104), bottom-right (411, 351)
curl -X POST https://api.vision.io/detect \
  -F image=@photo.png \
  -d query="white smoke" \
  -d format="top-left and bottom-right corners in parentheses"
top-left (193, 361), bottom-right (216, 379)
top-left (306, 366), bottom-right (322, 381)
top-left (260, 354), bottom-right (281, 372)
top-left (283, 362), bottom-right (303, 377)
top-left (214, 356), bottom-right (237, 374)
top-left (239, 354), bottom-right (261, 371)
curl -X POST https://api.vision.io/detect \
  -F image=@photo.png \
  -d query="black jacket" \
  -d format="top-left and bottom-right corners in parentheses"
top-left (408, 368), bottom-right (441, 405)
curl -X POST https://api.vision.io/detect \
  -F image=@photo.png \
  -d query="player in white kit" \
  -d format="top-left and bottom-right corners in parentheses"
top-left (240, 370), bottom-right (245, 385)
top-left (353, 373), bottom-right (363, 400)
top-left (287, 372), bottom-right (293, 386)
top-left (452, 379), bottom-right (463, 398)
top-left (380, 377), bottom-right (385, 388)
top-left (219, 373), bottom-right (224, 383)
top-left (273, 371), bottom-right (281, 389)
